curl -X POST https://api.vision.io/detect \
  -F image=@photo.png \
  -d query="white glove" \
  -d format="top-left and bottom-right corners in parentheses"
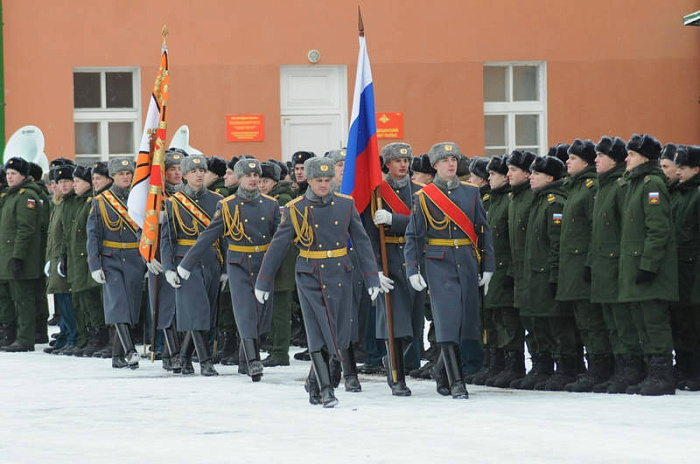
top-left (255, 288), bottom-right (270, 304)
top-left (165, 270), bottom-right (181, 289)
top-left (44, 261), bottom-right (51, 277)
top-left (378, 272), bottom-right (395, 293)
top-left (408, 273), bottom-right (427, 292)
top-left (146, 259), bottom-right (163, 275)
top-left (91, 269), bottom-right (106, 284)
top-left (57, 260), bottom-right (66, 278)
top-left (368, 286), bottom-right (381, 301)
top-left (373, 209), bottom-right (393, 226)
top-left (478, 271), bottom-right (494, 296)
top-left (220, 273), bottom-right (228, 291)
top-left (177, 265), bottom-right (191, 280)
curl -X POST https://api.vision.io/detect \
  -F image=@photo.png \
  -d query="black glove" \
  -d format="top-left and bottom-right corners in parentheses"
top-left (12, 258), bottom-right (24, 278)
top-left (583, 266), bottom-right (591, 283)
top-left (636, 269), bottom-right (656, 284)
top-left (503, 275), bottom-right (515, 289)
top-left (549, 282), bottom-right (558, 298)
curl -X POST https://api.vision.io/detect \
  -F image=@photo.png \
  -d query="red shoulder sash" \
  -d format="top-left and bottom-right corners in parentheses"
top-left (421, 183), bottom-right (477, 245)
top-left (379, 181), bottom-right (410, 215)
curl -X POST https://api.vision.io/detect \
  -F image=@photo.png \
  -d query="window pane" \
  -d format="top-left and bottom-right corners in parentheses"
top-left (483, 66), bottom-right (507, 102)
top-left (74, 72), bottom-right (101, 108)
top-left (484, 148), bottom-right (508, 157)
top-left (108, 122), bottom-right (134, 154)
top-left (106, 72), bottom-right (134, 108)
top-left (513, 66), bottom-right (538, 101)
top-left (484, 115), bottom-right (507, 146)
top-left (515, 114), bottom-right (539, 146)
top-left (75, 155), bottom-right (102, 166)
top-left (75, 122), bottom-right (99, 154)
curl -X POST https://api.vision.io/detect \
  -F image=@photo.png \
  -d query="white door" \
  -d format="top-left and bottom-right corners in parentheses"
top-left (280, 66), bottom-right (347, 162)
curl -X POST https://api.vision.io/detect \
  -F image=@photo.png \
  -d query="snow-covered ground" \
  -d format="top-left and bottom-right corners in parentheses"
top-left (1, 341), bottom-right (698, 464)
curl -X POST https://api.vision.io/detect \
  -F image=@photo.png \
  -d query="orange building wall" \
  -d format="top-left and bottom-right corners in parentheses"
top-left (3, 0), bottom-right (699, 161)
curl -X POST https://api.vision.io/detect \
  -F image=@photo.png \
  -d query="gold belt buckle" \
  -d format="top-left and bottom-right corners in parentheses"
top-left (254, 245), bottom-right (260, 252)
top-left (326, 250), bottom-right (332, 258)
top-left (454, 239), bottom-right (460, 247)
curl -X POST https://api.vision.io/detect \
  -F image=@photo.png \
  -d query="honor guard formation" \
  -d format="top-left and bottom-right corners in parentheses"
top-left (1, 134), bottom-right (699, 406)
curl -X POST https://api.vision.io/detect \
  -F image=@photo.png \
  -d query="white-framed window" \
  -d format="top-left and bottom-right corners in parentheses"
top-left (483, 62), bottom-right (547, 157)
top-left (73, 68), bottom-right (141, 165)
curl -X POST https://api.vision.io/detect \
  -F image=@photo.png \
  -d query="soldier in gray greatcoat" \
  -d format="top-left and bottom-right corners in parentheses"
top-left (255, 157), bottom-right (387, 408)
top-left (86, 158), bottom-right (144, 369)
top-left (404, 142), bottom-right (495, 399)
top-left (179, 157), bottom-right (279, 382)
top-left (161, 153), bottom-right (222, 376)
top-left (365, 142), bottom-right (426, 396)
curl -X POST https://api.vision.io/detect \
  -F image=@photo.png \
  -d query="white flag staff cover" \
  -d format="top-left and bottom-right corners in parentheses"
top-left (127, 37), bottom-right (169, 262)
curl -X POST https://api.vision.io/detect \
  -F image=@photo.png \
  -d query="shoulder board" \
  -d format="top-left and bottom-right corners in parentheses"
top-left (0, 192), bottom-right (5, 198)
top-left (547, 193), bottom-right (556, 203)
top-left (211, 191), bottom-right (224, 199)
top-left (19, 188), bottom-right (25, 194)
top-left (460, 181), bottom-right (478, 187)
top-left (86, 196), bottom-right (93, 203)
top-left (412, 181), bottom-right (426, 187)
top-left (285, 196), bottom-right (304, 207)
top-left (333, 192), bottom-right (353, 200)
top-left (617, 177), bottom-right (627, 186)
top-left (222, 194), bottom-right (237, 202)
top-left (644, 176), bottom-right (651, 184)
top-left (483, 193), bottom-right (491, 201)
top-left (508, 192), bottom-right (513, 198)
top-left (261, 193), bottom-right (276, 201)
top-left (585, 179), bottom-right (594, 188)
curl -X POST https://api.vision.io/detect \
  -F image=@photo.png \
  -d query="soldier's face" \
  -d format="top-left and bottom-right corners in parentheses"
top-left (625, 150), bottom-right (647, 171)
top-left (660, 159), bottom-right (679, 181)
top-left (165, 164), bottom-right (182, 186)
top-left (529, 171), bottom-right (552, 189)
top-left (113, 170), bottom-right (132, 189)
top-left (92, 173), bottom-right (111, 192)
top-left (412, 172), bottom-right (433, 184)
top-left (566, 154), bottom-right (588, 176)
top-left (386, 158), bottom-right (410, 180)
top-left (434, 156), bottom-right (458, 179)
top-left (308, 177), bottom-right (332, 197)
top-left (49, 180), bottom-right (58, 196)
top-left (224, 168), bottom-right (238, 188)
top-left (73, 177), bottom-right (92, 196)
top-left (184, 168), bottom-right (206, 190)
top-left (677, 165), bottom-right (700, 183)
top-left (489, 171), bottom-right (508, 190)
top-left (468, 173), bottom-right (487, 187)
top-left (595, 153), bottom-right (616, 174)
top-left (507, 165), bottom-right (529, 185)
top-left (239, 172), bottom-right (260, 192)
top-left (259, 177), bottom-right (277, 194)
top-left (5, 168), bottom-right (25, 187)
top-left (58, 178), bottom-right (74, 195)
top-left (294, 164), bottom-right (306, 183)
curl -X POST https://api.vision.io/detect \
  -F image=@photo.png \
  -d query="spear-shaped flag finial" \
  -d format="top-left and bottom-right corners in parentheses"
top-left (358, 6), bottom-right (364, 37)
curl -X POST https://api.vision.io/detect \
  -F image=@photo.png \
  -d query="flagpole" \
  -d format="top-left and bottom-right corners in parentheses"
top-left (358, 6), bottom-right (398, 384)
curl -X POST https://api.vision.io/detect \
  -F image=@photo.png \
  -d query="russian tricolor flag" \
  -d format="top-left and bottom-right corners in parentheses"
top-left (341, 35), bottom-right (383, 214)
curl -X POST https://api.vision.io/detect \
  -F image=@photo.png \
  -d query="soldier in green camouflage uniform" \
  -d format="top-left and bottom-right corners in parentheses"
top-left (557, 139), bottom-right (613, 392)
top-left (0, 158), bottom-right (46, 352)
top-left (588, 137), bottom-right (644, 394)
top-left (619, 134), bottom-right (677, 396)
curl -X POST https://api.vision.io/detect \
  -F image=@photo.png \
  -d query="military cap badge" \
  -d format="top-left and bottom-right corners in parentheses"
top-left (121, 160), bottom-right (129, 166)
top-left (320, 165), bottom-right (329, 172)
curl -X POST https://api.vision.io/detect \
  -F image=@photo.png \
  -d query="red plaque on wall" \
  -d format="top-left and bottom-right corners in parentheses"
top-left (376, 112), bottom-right (403, 140)
top-left (226, 114), bottom-right (264, 142)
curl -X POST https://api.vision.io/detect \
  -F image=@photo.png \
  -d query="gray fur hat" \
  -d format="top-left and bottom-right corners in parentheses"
top-left (326, 149), bottom-right (346, 165)
top-left (108, 157), bottom-right (135, 176)
top-left (234, 157), bottom-right (262, 178)
top-left (382, 143), bottom-right (412, 163)
top-left (304, 157), bottom-right (334, 179)
top-left (428, 142), bottom-right (461, 166)
top-left (180, 153), bottom-right (208, 174)
top-left (164, 149), bottom-right (186, 169)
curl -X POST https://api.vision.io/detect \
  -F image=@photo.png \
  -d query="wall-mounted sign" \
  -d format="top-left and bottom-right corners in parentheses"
top-left (226, 114), bottom-right (264, 142)
top-left (376, 112), bottom-right (403, 140)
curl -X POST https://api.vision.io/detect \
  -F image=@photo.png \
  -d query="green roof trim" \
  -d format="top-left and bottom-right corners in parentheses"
top-left (684, 10), bottom-right (700, 26)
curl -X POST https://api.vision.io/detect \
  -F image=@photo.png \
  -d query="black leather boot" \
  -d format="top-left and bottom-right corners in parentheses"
top-left (0, 324), bottom-right (17, 347)
top-left (111, 331), bottom-right (128, 369)
top-left (180, 332), bottom-right (195, 375)
top-left (431, 347), bottom-right (450, 396)
top-left (489, 350), bottom-right (526, 388)
top-left (241, 338), bottom-right (263, 381)
top-left (474, 348), bottom-right (504, 385)
top-left (310, 350), bottom-right (338, 408)
top-left (305, 365), bottom-right (322, 405)
top-left (517, 352), bottom-right (554, 390)
top-left (442, 343), bottom-right (468, 399)
top-left (384, 339), bottom-right (411, 396)
top-left (340, 345), bottom-right (362, 392)
top-left (192, 330), bottom-right (219, 376)
top-left (163, 325), bottom-right (181, 373)
top-left (543, 356), bottom-right (578, 391)
top-left (114, 323), bottom-right (139, 368)
top-left (639, 355), bottom-right (676, 396)
top-left (566, 353), bottom-right (613, 392)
